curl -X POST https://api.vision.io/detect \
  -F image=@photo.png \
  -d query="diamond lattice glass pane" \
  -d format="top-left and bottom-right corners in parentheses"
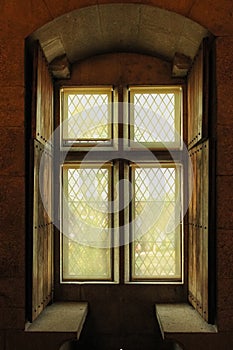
top-left (62, 88), bottom-right (112, 141)
top-left (130, 87), bottom-right (181, 145)
top-left (132, 166), bottom-right (182, 280)
top-left (64, 239), bottom-right (111, 280)
top-left (62, 166), bottom-right (112, 280)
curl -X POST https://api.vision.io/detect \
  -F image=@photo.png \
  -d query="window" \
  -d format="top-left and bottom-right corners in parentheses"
top-left (62, 163), bottom-right (115, 281)
top-left (129, 87), bottom-right (182, 149)
top-left (59, 85), bottom-right (183, 283)
top-left (60, 87), bottom-right (114, 147)
top-left (128, 163), bottom-right (182, 281)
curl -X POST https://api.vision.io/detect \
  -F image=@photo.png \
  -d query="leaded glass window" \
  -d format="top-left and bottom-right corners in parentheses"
top-left (130, 164), bottom-right (182, 281)
top-left (60, 85), bottom-right (183, 283)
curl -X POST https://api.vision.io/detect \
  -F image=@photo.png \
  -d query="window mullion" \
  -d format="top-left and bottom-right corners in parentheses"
top-left (118, 159), bottom-right (125, 284)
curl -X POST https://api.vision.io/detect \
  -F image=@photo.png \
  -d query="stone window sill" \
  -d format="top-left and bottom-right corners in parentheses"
top-left (25, 302), bottom-right (88, 340)
top-left (155, 303), bottom-right (217, 338)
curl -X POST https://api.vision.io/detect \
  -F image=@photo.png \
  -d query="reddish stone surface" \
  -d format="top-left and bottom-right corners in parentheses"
top-left (217, 176), bottom-right (233, 230)
top-left (217, 277), bottom-right (233, 331)
top-left (215, 35), bottom-right (233, 333)
top-left (190, 0), bottom-right (233, 35)
top-left (216, 125), bottom-right (233, 175)
top-left (5, 330), bottom-right (83, 350)
top-left (0, 87), bottom-right (24, 127)
top-left (217, 230), bottom-right (233, 278)
top-left (0, 128), bottom-right (25, 176)
top-left (0, 278), bottom-right (25, 309)
top-left (0, 0), bottom-right (52, 37)
top-left (0, 37), bottom-right (24, 86)
top-left (0, 332), bottom-right (4, 350)
top-left (0, 308), bottom-right (25, 330)
top-left (167, 333), bottom-right (233, 350)
top-left (67, 53), bottom-right (184, 86)
top-left (0, 177), bottom-right (25, 278)
top-left (44, 0), bottom-right (98, 20)
top-left (216, 37), bottom-right (233, 125)
top-left (92, 0), bottom-right (195, 16)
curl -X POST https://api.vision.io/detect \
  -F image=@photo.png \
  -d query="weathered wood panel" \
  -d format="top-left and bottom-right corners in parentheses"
top-left (187, 40), bottom-right (209, 149)
top-left (202, 140), bottom-right (209, 321)
top-left (32, 141), bottom-right (53, 320)
top-left (196, 146), bottom-right (203, 316)
top-left (30, 43), bottom-right (54, 322)
top-left (188, 150), bottom-right (197, 309)
top-left (32, 141), bottom-right (54, 321)
top-left (34, 44), bottom-right (54, 146)
top-left (188, 140), bottom-right (209, 321)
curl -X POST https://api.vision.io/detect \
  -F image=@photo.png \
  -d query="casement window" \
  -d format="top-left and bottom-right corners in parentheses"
top-left (59, 85), bottom-right (183, 283)
top-left (61, 87), bottom-right (114, 146)
top-left (62, 163), bottom-right (116, 282)
top-left (127, 163), bottom-right (182, 282)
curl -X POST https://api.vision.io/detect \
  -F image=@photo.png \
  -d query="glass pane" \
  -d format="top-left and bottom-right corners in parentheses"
top-left (131, 165), bottom-right (182, 280)
top-left (63, 239), bottom-right (111, 280)
top-left (130, 87), bottom-right (181, 147)
top-left (61, 88), bottom-right (112, 142)
top-left (62, 165), bottom-right (112, 280)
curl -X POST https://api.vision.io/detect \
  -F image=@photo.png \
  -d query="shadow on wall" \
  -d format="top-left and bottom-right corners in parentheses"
top-left (59, 340), bottom-right (77, 350)
top-left (162, 339), bottom-right (184, 350)
top-left (58, 338), bottom-right (184, 350)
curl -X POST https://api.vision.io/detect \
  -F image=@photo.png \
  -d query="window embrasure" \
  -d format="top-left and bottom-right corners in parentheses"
top-left (59, 85), bottom-right (183, 283)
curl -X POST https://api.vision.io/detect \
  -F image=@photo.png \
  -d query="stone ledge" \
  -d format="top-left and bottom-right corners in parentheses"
top-left (26, 302), bottom-right (88, 339)
top-left (155, 303), bottom-right (217, 338)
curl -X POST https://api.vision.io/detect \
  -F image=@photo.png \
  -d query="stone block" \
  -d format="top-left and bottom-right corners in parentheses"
top-left (0, 331), bottom-right (5, 350)
top-left (216, 37), bottom-right (233, 125)
top-left (217, 125), bottom-right (233, 175)
top-left (0, 278), bottom-right (25, 309)
top-left (93, 333), bottom-right (161, 350)
top-left (217, 230), bottom-right (233, 278)
top-left (71, 53), bottom-right (120, 85)
top-left (97, 0), bottom-right (193, 16)
top-left (217, 278), bottom-right (233, 331)
top-left (138, 26), bottom-right (176, 59)
top-left (5, 330), bottom-right (84, 350)
top-left (70, 52), bottom-right (183, 86)
top-left (0, 232), bottom-right (25, 278)
top-left (99, 4), bottom-right (140, 54)
top-left (0, 87), bottom-right (24, 127)
top-left (0, 0), bottom-right (52, 38)
top-left (120, 301), bottom-right (156, 335)
top-left (44, 0), bottom-right (97, 19)
top-left (217, 308), bottom-right (233, 332)
top-left (140, 5), bottom-right (185, 34)
top-left (0, 127), bottom-right (25, 176)
top-left (0, 308), bottom-right (25, 330)
top-left (0, 176), bottom-right (25, 277)
top-left (217, 176), bottom-right (233, 230)
top-left (90, 304), bottom-right (121, 335)
top-left (0, 37), bottom-right (24, 86)
top-left (190, 0), bottom-right (233, 35)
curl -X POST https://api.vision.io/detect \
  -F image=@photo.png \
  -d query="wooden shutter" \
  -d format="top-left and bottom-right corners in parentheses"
top-left (30, 43), bottom-right (54, 321)
top-left (187, 39), bottom-right (209, 148)
top-left (187, 38), bottom-right (213, 322)
top-left (188, 141), bottom-right (209, 321)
